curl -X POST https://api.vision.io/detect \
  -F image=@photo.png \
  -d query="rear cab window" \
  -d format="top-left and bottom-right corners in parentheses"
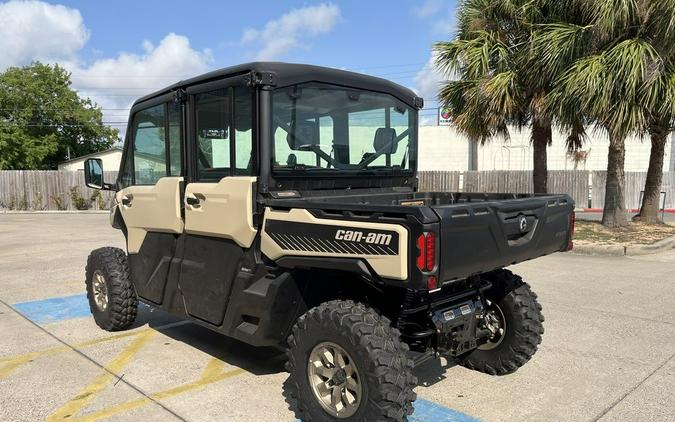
top-left (192, 85), bottom-right (254, 181)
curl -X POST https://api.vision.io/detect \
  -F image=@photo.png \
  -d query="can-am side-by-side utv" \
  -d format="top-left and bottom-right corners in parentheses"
top-left (83, 62), bottom-right (574, 421)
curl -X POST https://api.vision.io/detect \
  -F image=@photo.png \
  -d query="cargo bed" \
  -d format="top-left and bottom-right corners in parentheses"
top-left (265, 190), bottom-right (575, 283)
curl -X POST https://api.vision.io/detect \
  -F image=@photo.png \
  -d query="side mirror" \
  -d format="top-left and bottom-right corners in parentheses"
top-left (84, 158), bottom-right (114, 190)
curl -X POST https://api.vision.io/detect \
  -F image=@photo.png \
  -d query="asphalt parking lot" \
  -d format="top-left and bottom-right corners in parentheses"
top-left (1, 213), bottom-right (674, 422)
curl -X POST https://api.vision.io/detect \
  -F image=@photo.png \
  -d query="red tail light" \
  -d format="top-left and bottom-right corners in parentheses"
top-left (417, 231), bottom-right (437, 274)
top-left (426, 275), bottom-right (438, 290)
top-left (425, 232), bottom-right (435, 271)
top-left (416, 234), bottom-right (426, 270)
top-left (567, 212), bottom-right (576, 251)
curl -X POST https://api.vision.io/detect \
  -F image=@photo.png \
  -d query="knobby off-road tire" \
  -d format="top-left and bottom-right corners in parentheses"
top-left (285, 300), bottom-right (417, 421)
top-left (85, 247), bottom-right (137, 331)
top-left (460, 269), bottom-right (544, 376)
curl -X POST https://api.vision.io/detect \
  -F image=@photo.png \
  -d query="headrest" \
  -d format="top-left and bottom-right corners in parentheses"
top-left (373, 128), bottom-right (397, 154)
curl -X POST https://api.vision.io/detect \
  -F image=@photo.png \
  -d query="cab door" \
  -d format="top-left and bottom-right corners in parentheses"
top-left (178, 80), bottom-right (257, 326)
top-left (115, 98), bottom-right (184, 305)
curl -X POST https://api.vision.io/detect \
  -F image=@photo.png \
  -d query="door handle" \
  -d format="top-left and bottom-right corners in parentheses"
top-left (121, 194), bottom-right (133, 207)
top-left (186, 196), bottom-right (201, 206)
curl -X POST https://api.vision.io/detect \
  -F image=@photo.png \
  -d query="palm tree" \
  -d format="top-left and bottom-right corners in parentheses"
top-left (633, 4), bottom-right (675, 224)
top-left (634, 71), bottom-right (675, 224)
top-left (434, 0), bottom-right (582, 193)
top-left (636, 120), bottom-right (672, 223)
top-left (546, 0), bottom-right (675, 227)
top-left (548, 43), bottom-right (653, 227)
top-left (437, 0), bottom-right (675, 226)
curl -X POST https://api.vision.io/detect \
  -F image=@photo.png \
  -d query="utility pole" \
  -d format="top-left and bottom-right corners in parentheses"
top-left (468, 137), bottom-right (478, 170)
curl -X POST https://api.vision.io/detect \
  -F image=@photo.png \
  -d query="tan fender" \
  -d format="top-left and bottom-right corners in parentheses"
top-left (261, 208), bottom-right (408, 280)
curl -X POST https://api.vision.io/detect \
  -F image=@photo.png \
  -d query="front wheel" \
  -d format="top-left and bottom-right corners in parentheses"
top-left (460, 269), bottom-right (544, 375)
top-left (85, 247), bottom-right (138, 331)
top-left (285, 300), bottom-right (417, 421)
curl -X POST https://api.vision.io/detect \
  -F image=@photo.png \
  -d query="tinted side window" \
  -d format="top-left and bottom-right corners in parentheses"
top-left (133, 104), bottom-right (167, 185)
top-left (167, 102), bottom-right (182, 176)
top-left (118, 143), bottom-right (134, 188)
top-left (195, 89), bottom-right (231, 180)
top-left (234, 86), bottom-right (254, 175)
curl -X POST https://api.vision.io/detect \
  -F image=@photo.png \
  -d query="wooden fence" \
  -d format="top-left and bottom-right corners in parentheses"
top-left (0, 170), bottom-right (118, 211)
top-left (419, 170), bottom-right (590, 207)
top-left (417, 171), bottom-right (461, 192)
top-left (591, 171), bottom-right (675, 209)
top-left (1, 170), bottom-right (674, 210)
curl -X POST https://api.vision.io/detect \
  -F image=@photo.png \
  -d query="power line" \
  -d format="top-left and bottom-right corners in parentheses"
top-left (67, 62), bottom-right (429, 79)
top-left (356, 62), bottom-right (426, 70)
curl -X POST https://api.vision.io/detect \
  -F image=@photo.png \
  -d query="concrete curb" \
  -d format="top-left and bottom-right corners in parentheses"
top-left (572, 235), bottom-right (675, 257)
top-left (0, 210), bottom-right (109, 214)
top-left (625, 235), bottom-right (675, 256)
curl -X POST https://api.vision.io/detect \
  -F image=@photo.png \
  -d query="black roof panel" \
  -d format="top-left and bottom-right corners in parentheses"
top-left (134, 62), bottom-right (422, 108)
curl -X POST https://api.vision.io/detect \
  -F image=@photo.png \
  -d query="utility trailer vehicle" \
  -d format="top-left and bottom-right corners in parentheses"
top-left (83, 62), bottom-right (575, 421)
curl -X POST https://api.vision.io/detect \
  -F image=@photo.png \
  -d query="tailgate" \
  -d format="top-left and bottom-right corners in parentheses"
top-left (433, 195), bottom-right (574, 282)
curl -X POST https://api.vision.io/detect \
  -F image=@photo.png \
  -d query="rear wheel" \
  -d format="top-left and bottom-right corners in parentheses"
top-left (85, 247), bottom-right (137, 331)
top-left (460, 269), bottom-right (544, 375)
top-left (285, 300), bottom-right (417, 421)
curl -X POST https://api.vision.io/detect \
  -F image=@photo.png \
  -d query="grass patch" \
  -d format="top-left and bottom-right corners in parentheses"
top-left (574, 220), bottom-right (675, 245)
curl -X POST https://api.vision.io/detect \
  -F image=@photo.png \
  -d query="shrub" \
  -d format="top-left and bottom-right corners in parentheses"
top-left (51, 195), bottom-right (67, 211)
top-left (90, 190), bottom-right (110, 210)
top-left (70, 187), bottom-right (92, 210)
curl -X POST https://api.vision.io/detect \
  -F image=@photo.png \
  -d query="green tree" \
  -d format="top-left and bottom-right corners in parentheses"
top-left (546, 0), bottom-right (675, 227)
top-left (0, 62), bottom-right (118, 169)
top-left (434, 0), bottom-right (585, 194)
top-left (439, 0), bottom-right (675, 227)
top-left (632, 2), bottom-right (675, 224)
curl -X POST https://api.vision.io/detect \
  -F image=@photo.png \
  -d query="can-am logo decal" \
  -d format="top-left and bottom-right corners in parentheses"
top-left (335, 229), bottom-right (393, 246)
top-left (264, 220), bottom-right (399, 255)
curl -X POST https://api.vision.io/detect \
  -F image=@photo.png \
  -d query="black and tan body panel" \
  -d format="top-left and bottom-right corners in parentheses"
top-left (261, 208), bottom-right (409, 280)
top-left (114, 177), bottom-right (184, 253)
top-left (183, 176), bottom-right (258, 248)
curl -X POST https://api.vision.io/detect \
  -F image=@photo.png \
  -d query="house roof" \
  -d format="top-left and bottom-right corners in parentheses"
top-left (58, 146), bottom-right (123, 164)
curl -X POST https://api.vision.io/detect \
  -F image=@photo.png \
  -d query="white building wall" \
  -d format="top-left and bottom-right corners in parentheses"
top-left (57, 150), bottom-right (123, 172)
top-left (418, 124), bottom-right (675, 172)
top-left (418, 126), bottom-right (470, 170)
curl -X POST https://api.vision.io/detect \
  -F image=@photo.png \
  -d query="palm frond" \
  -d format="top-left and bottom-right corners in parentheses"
top-left (528, 22), bottom-right (591, 85)
top-left (582, 0), bottom-right (641, 41)
top-left (482, 71), bottom-right (522, 118)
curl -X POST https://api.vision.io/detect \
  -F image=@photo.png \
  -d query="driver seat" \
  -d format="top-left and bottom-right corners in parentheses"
top-left (373, 128), bottom-right (397, 154)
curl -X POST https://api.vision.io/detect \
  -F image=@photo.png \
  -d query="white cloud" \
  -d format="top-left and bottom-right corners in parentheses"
top-left (69, 33), bottom-right (212, 99)
top-left (412, 0), bottom-right (457, 37)
top-left (240, 3), bottom-right (341, 60)
top-left (0, 0), bottom-right (89, 70)
top-left (413, 0), bottom-right (443, 18)
top-left (0, 0), bottom-right (213, 139)
top-left (433, 15), bottom-right (457, 36)
top-left (412, 1), bottom-right (458, 108)
top-left (413, 53), bottom-right (444, 104)
top-left (67, 34), bottom-right (213, 135)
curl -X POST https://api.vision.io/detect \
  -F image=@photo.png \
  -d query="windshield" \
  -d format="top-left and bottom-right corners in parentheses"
top-left (271, 82), bottom-right (416, 174)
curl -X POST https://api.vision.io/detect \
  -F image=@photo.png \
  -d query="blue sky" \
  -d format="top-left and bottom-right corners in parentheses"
top-left (0, 0), bottom-right (458, 130)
